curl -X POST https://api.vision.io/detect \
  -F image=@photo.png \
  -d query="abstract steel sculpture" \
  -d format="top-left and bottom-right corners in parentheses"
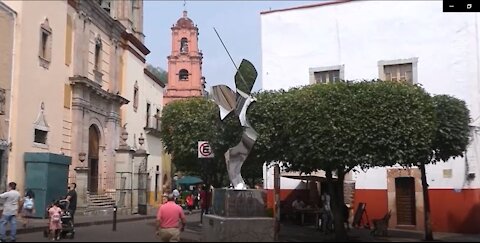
top-left (211, 59), bottom-right (258, 189)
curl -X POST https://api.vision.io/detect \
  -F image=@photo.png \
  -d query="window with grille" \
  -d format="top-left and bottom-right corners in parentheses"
top-left (314, 70), bottom-right (340, 84)
top-left (384, 63), bottom-right (413, 83)
top-left (309, 65), bottom-right (344, 85)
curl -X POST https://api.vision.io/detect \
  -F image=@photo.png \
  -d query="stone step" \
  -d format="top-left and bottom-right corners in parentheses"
top-left (86, 194), bottom-right (116, 210)
top-left (88, 195), bottom-right (114, 199)
top-left (88, 199), bottom-right (115, 203)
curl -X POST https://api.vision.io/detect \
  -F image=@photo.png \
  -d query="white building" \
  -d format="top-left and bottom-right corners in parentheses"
top-left (120, 37), bottom-right (165, 205)
top-left (261, 0), bottom-right (480, 233)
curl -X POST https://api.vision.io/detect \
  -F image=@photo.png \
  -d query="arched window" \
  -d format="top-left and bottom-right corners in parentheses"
top-left (180, 38), bottom-right (188, 53)
top-left (179, 69), bottom-right (189, 81)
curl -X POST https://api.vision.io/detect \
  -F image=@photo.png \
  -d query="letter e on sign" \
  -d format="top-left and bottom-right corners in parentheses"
top-left (198, 141), bottom-right (214, 158)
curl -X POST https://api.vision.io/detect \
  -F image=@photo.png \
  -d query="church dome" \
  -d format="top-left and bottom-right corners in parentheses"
top-left (176, 11), bottom-right (194, 28)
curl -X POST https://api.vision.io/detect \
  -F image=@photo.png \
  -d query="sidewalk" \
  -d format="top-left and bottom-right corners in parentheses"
top-left (277, 222), bottom-right (480, 242)
top-left (13, 210), bottom-right (480, 242)
top-left (179, 215), bottom-right (480, 242)
top-left (14, 208), bottom-right (158, 235)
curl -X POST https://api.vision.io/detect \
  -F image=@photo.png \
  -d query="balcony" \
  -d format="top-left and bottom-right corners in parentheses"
top-left (144, 115), bottom-right (161, 138)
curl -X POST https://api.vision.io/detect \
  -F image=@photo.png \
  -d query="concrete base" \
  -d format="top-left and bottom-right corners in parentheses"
top-left (211, 189), bottom-right (267, 217)
top-left (74, 167), bottom-right (89, 208)
top-left (202, 214), bottom-right (275, 242)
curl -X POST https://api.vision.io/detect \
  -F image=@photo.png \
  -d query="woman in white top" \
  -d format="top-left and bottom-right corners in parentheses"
top-left (20, 189), bottom-right (35, 228)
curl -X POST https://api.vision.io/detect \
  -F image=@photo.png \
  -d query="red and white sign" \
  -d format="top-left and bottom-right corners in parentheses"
top-left (198, 141), bottom-right (214, 158)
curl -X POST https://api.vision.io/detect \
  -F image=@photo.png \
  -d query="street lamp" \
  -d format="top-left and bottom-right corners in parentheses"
top-left (79, 152), bottom-right (86, 163)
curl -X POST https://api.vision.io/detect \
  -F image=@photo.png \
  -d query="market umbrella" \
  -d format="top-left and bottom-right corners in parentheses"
top-left (176, 176), bottom-right (203, 185)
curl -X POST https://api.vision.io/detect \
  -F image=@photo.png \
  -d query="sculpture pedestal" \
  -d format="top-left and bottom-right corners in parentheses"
top-left (202, 189), bottom-right (274, 242)
top-left (202, 215), bottom-right (274, 242)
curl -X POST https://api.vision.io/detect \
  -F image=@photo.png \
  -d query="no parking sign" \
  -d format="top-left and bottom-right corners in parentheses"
top-left (198, 141), bottom-right (214, 158)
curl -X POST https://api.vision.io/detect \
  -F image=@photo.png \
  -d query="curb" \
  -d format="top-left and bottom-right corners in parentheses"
top-left (14, 215), bottom-right (156, 235)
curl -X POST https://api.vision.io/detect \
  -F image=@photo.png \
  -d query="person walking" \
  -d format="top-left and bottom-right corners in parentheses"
top-left (320, 192), bottom-right (333, 234)
top-left (20, 189), bottom-right (36, 228)
top-left (185, 193), bottom-right (194, 215)
top-left (199, 185), bottom-right (211, 226)
top-left (156, 193), bottom-right (186, 242)
top-left (65, 183), bottom-right (77, 223)
top-left (0, 182), bottom-right (21, 242)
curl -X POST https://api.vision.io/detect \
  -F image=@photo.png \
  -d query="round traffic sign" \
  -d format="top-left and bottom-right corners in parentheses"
top-left (199, 142), bottom-right (212, 157)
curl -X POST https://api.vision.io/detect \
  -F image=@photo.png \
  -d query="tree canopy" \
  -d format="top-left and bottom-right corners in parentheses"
top-left (430, 94), bottom-right (470, 163)
top-left (146, 64), bottom-right (168, 84)
top-left (160, 97), bottom-right (262, 187)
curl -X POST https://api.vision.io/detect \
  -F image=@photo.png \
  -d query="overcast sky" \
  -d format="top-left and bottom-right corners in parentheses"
top-left (144, 0), bottom-right (322, 91)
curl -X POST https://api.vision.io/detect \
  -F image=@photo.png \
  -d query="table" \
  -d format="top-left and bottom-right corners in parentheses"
top-left (293, 208), bottom-right (322, 229)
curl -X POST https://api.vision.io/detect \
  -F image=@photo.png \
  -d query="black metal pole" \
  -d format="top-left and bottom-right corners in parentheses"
top-left (113, 205), bottom-right (117, 231)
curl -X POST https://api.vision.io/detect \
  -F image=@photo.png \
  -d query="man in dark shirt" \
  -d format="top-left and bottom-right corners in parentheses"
top-left (65, 183), bottom-right (77, 223)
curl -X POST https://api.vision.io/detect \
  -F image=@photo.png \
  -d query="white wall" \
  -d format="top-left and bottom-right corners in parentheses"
top-left (121, 49), bottom-right (164, 195)
top-left (261, 0), bottom-right (480, 190)
top-left (263, 163), bottom-right (308, 190)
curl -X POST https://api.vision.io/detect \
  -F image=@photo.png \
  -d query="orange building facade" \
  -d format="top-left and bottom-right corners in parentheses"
top-left (164, 11), bottom-right (204, 105)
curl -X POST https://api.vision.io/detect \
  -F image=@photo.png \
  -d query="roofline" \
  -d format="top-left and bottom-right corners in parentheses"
top-left (260, 0), bottom-right (353, 15)
top-left (0, 1), bottom-right (17, 16)
top-left (144, 68), bottom-right (166, 88)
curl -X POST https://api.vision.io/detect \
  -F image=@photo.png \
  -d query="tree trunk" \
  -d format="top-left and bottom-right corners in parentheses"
top-left (419, 161), bottom-right (434, 241)
top-left (333, 169), bottom-right (347, 242)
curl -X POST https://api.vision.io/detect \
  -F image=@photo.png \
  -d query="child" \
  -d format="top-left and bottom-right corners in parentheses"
top-left (21, 189), bottom-right (35, 228)
top-left (48, 201), bottom-right (62, 241)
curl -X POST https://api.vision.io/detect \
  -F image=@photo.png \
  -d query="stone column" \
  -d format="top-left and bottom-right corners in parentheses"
top-left (115, 148), bottom-right (134, 213)
top-left (105, 107), bottom-right (120, 193)
top-left (109, 39), bottom-right (118, 94)
top-left (133, 137), bottom-right (149, 215)
top-left (115, 126), bottom-right (134, 214)
top-left (73, 11), bottom-right (90, 77)
top-left (74, 166), bottom-right (90, 209)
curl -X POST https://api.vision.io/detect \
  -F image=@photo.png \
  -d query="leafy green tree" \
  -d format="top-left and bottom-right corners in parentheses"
top-left (160, 97), bottom-right (264, 187)
top-left (416, 95), bottom-right (470, 241)
top-left (160, 98), bottom-right (220, 185)
top-left (281, 81), bottom-right (436, 241)
top-left (146, 64), bottom-right (168, 84)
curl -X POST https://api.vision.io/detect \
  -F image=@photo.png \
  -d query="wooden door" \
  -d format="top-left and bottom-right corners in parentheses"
top-left (395, 177), bottom-right (416, 225)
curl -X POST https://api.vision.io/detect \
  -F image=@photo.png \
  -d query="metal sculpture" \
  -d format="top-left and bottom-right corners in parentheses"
top-left (211, 59), bottom-right (258, 189)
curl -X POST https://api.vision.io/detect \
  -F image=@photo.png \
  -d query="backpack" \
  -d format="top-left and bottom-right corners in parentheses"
top-left (23, 198), bottom-right (34, 210)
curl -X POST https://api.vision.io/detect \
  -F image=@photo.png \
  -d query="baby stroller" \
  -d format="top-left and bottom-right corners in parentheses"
top-left (43, 200), bottom-right (75, 239)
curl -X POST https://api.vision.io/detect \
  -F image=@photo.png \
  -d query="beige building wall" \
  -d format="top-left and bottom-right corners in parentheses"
top-left (0, 2), bottom-right (15, 192)
top-left (67, 0), bottom-right (126, 196)
top-left (3, 0), bottom-right (69, 191)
